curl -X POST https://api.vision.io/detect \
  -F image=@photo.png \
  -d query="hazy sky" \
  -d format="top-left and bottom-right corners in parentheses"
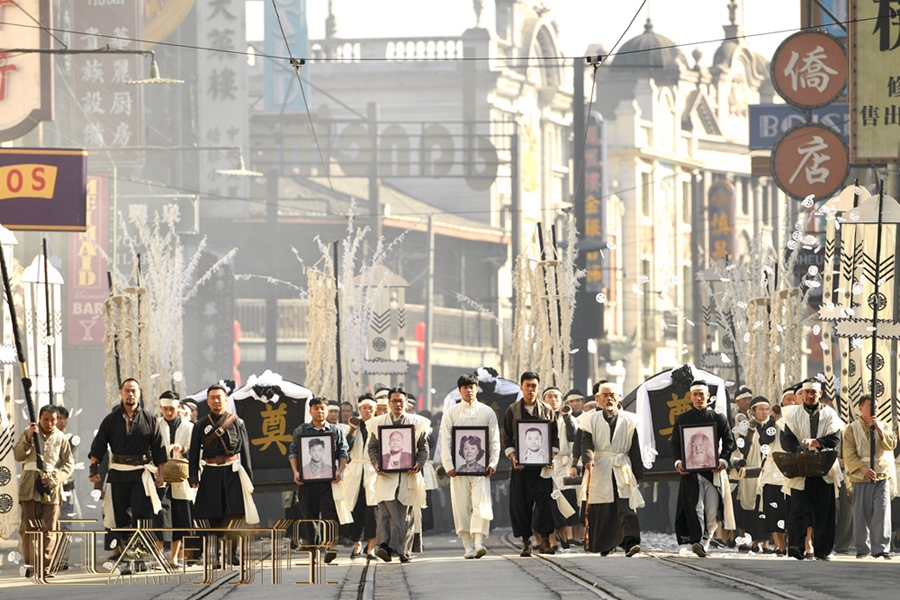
top-left (286, 0), bottom-right (803, 65)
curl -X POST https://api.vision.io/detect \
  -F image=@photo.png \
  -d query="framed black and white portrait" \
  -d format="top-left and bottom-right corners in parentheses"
top-left (452, 426), bottom-right (489, 476)
top-left (379, 424), bottom-right (415, 473)
top-left (516, 419), bottom-right (551, 467)
top-left (680, 422), bottom-right (719, 472)
top-left (299, 432), bottom-right (335, 482)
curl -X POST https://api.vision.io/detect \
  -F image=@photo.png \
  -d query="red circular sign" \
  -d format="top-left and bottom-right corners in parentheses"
top-left (771, 123), bottom-right (849, 200)
top-left (771, 31), bottom-right (847, 109)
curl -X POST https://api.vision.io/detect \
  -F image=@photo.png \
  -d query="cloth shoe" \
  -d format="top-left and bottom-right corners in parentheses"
top-left (788, 547), bottom-right (804, 560)
top-left (464, 547), bottom-right (475, 559)
top-left (520, 539), bottom-right (533, 557)
top-left (691, 543), bottom-right (707, 558)
top-left (474, 545), bottom-right (487, 559)
top-left (398, 554), bottom-right (411, 563)
top-left (376, 544), bottom-right (393, 563)
top-left (874, 553), bottom-right (892, 560)
top-left (625, 545), bottom-right (641, 557)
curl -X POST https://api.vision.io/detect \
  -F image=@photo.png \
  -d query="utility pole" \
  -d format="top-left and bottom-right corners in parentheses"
top-left (424, 214), bottom-right (435, 410)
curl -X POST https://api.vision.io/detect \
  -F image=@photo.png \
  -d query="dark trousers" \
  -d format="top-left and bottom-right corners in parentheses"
top-left (349, 485), bottom-right (375, 542)
top-left (297, 481), bottom-right (338, 544)
top-left (788, 477), bottom-right (835, 559)
top-left (509, 468), bottom-right (553, 539)
top-left (110, 480), bottom-right (154, 547)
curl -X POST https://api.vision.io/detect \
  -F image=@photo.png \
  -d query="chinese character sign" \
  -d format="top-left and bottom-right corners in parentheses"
top-left (72, 2), bottom-right (144, 163)
top-left (772, 123), bottom-right (849, 200)
top-left (236, 397), bottom-right (307, 473)
top-left (0, 0), bottom-right (52, 142)
top-left (197, 0), bottom-right (250, 217)
top-left (850, 0), bottom-right (900, 163)
top-left (772, 30), bottom-right (847, 109)
top-left (707, 181), bottom-right (735, 262)
top-left (584, 114), bottom-right (605, 294)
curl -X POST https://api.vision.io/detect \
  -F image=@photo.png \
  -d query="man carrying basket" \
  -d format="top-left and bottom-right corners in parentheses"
top-left (779, 378), bottom-right (843, 561)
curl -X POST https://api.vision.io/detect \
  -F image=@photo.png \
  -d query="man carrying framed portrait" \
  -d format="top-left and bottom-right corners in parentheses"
top-left (367, 388), bottom-right (430, 563)
top-left (671, 380), bottom-right (735, 558)
top-left (440, 373), bottom-right (501, 559)
top-left (501, 371), bottom-right (558, 557)
top-left (288, 396), bottom-right (350, 563)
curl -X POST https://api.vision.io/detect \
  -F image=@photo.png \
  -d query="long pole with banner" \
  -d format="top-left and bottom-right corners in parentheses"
top-left (42, 239), bottom-right (54, 406)
top-left (868, 180), bottom-right (885, 470)
top-left (0, 246), bottom-right (49, 497)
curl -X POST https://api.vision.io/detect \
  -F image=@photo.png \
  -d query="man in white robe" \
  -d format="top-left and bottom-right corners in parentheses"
top-left (580, 382), bottom-right (643, 556)
top-left (780, 378), bottom-right (843, 560)
top-left (440, 373), bottom-right (500, 559)
top-left (368, 388), bottom-right (429, 563)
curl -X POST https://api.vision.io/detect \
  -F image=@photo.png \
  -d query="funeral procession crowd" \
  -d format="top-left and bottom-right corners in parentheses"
top-left (12, 368), bottom-right (900, 580)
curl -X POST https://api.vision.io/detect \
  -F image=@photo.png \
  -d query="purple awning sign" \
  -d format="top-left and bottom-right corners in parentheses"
top-left (0, 148), bottom-right (87, 231)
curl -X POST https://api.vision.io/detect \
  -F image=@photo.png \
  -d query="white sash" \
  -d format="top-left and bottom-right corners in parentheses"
top-left (202, 460), bottom-right (259, 525)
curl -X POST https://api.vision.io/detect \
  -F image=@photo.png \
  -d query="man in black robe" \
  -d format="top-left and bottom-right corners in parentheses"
top-left (189, 384), bottom-right (257, 566)
top-left (672, 380), bottom-right (734, 557)
top-left (501, 371), bottom-right (558, 556)
top-left (88, 378), bottom-right (167, 566)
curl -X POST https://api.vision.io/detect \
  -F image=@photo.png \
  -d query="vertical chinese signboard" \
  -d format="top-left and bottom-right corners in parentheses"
top-left (66, 174), bottom-right (109, 345)
top-left (583, 113), bottom-right (605, 294)
top-left (71, 2), bottom-right (144, 163)
top-left (850, 1), bottom-right (900, 163)
top-left (0, 0), bottom-right (53, 142)
top-left (197, 0), bottom-right (249, 218)
top-left (707, 181), bottom-right (735, 261)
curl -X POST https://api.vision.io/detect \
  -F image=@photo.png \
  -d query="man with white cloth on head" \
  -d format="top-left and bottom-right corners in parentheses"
top-left (155, 391), bottom-right (194, 566)
top-left (580, 382), bottom-right (644, 556)
top-left (88, 378), bottom-right (167, 563)
top-left (780, 377), bottom-right (843, 560)
top-left (672, 380), bottom-right (735, 558)
top-left (440, 373), bottom-right (501, 559)
top-left (189, 384), bottom-right (258, 567)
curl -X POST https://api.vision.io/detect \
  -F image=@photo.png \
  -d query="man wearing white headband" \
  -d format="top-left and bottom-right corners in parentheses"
top-left (343, 394), bottom-right (378, 560)
top-left (154, 391), bottom-right (194, 566)
top-left (730, 396), bottom-right (770, 552)
top-left (780, 377), bottom-right (843, 560)
top-left (671, 380), bottom-right (734, 558)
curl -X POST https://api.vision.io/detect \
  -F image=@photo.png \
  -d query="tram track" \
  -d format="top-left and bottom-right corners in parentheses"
top-left (499, 532), bottom-right (838, 600)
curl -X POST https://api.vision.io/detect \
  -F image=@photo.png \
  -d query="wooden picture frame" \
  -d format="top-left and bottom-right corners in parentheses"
top-left (516, 419), bottom-right (552, 467)
top-left (680, 422), bottom-right (720, 472)
top-left (298, 431), bottom-right (335, 482)
top-left (379, 424), bottom-right (416, 472)
top-left (452, 426), bottom-right (489, 476)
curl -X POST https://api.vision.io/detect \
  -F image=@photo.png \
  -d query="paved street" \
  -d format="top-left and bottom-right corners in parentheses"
top-left (1, 530), bottom-right (898, 599)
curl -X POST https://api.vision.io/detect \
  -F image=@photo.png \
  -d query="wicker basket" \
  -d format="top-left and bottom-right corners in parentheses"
top-left (163, 457), bottom-right (189, 483)
top-left (772, 450), bottom-right (837, 479)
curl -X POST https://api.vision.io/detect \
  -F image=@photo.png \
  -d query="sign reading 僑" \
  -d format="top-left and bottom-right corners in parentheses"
top-left (0, 148), bottom-right (87, 231)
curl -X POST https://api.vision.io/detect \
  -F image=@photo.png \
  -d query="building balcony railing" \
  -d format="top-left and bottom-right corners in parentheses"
top-left (311, 37), bottom-right (465, 63)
